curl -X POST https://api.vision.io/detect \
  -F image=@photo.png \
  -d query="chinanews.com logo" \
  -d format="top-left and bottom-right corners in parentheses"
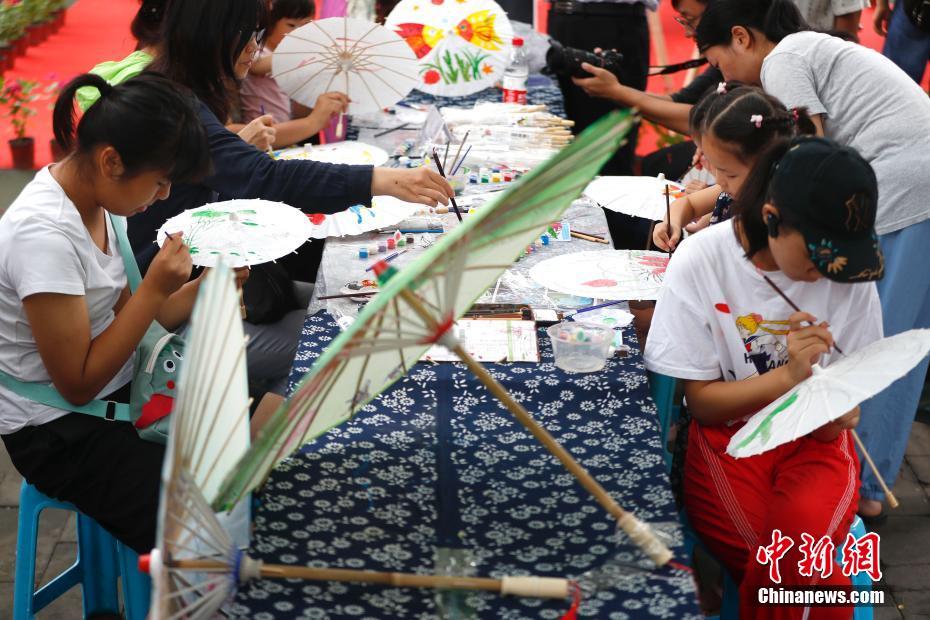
top-left (755, 529), bottom-right (886, 607)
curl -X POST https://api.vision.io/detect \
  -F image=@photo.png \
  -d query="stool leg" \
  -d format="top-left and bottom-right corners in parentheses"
top-left (76, 515), bottom-right (120, 616)
top-left (117, 543), bottom-right (152, 620)
top-left (13, 488), bottom-right (42, 620)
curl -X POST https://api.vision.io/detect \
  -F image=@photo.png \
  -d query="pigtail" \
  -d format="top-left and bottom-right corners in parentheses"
top-left (53, 74), bottom-right (113, 152)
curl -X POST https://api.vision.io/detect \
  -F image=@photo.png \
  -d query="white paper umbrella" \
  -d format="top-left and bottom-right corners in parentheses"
top-left (274, 140), bottom-right (390, 166)
top-left (272, 17), bottom-right (419, 115)
top-left (385, 0), bottom-right (513, 97)
top-left (727, 329), bottom-right (930, 459)
top-left (157, 199), bottom-right (313, 268)
top-left (583, 176), bottom-right (686, 222)
top-left (529, 250), bottom-right (670, 301)
top-left (145, 264), bottom-right (251, 618)
top-left (307, 195), bottom-right (421, 238)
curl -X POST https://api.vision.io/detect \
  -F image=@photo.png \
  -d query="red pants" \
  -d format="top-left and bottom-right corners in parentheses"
top-left (683, 420), bottom-right (860, 620)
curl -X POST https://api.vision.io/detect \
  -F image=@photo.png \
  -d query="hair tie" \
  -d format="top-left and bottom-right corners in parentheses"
top-left (716, 82), bottom-right (727, 95)
top-left (750, 114), bottom-right (764, 128)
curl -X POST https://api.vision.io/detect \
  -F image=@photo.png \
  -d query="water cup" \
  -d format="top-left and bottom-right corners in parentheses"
top-left (546, 321), bottom-right (614, 373)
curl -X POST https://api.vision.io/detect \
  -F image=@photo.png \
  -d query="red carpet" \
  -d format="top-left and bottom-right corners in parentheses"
top-left (1, 1), bottom-right (926, 168)
top-left (0, 0), bottom-right (138, 169)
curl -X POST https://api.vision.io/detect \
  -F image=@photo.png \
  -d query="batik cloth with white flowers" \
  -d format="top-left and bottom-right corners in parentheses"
top-left (233, 312), bottom-right (701, 619)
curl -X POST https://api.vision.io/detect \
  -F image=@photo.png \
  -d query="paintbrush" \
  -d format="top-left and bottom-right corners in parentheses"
top-left (317, 291), bottom-right (377, 301)
top-left (430, 148), bottom-right (463, 222)
top-left (660, 174), bottom-right (672, 256)
top-left (364, 249), bottom-right (408, 272)
top-left (570, 231), bottom-right (609, 244)
top-left (448, 130), bottom-right (469, 175)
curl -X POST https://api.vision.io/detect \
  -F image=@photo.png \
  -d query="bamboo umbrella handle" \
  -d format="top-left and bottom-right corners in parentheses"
top-left (851, 429), bottom-right (899, 509)
top-left (174, 559), bottom-right (569, 598)
top-left (396, 289), bottom-right (672, 566)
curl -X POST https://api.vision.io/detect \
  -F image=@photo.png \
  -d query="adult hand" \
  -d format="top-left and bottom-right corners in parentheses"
top-left (873, 0), bottom-right (891, 36)
top-left (371, 167), bottom-right (454, 207)
top-left (144, 233), bottom-right (193, 299)
top-left (310, 92), bottom-right (349, 124)
top-left (572, 63), bottom-right (622, 100)
top-left (653, 220), bottom-right (681, 252)
top-left (238, 114), bottom-right (276, 152)
top-left (785, 311), bottom-right (834, 384)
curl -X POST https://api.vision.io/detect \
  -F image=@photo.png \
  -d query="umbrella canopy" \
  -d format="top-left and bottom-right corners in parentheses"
top-left (385, 0), bottom-right (513, 97)
top-left (157, 200), bottom-right (313, 268)
top-left (529, 250), bottom-right (669, 301)
top-left (584, 176), bottom-right (686, 222)
top-left (273, 140), bottom-right (390, 166)
top-left (272, 17), bottom-right (419, 115)
top-left (307, 195), bottom-right (421, 238)
top-left (728, 328), bottom-right (930, 458)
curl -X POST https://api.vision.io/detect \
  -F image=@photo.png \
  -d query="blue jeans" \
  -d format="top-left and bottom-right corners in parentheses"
top-left (883, 1), bottom-right (930, 84)
top-left (857, 217), bottom-right (930, 501)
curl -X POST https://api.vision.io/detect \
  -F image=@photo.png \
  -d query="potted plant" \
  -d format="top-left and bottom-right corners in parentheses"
top-left (0, 77), bottom-right (40, 169)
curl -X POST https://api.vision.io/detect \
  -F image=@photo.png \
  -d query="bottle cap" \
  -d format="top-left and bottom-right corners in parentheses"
top-left (512, 37), bottom-right (524, 46)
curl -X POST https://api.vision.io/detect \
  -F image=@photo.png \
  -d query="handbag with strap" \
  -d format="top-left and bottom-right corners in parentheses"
top-left (0, 213), bottom-right (184, 444)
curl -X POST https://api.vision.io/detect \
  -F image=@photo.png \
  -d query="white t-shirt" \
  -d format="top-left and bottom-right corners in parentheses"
top-left (791, 0), bottom-right (869, 31)
top-left (644, 222), bottom-right (882, 393)
top-left (761, 32), bottom-right (930, 236)
top-left (0, 167), bottom-right (133, 434)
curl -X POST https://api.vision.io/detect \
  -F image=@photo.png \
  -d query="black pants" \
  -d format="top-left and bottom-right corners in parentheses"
top-left (3, 386), bottom-right (163, 555)
top-left (548, 4), bottom-right (650, 249)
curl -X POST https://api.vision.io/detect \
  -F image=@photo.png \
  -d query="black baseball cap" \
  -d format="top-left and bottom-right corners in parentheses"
top-left (770, 137), bottom-right (884, 283)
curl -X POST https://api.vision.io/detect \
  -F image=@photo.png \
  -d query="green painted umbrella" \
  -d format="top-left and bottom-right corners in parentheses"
top-left (213, 110), bottom-right (673, 566)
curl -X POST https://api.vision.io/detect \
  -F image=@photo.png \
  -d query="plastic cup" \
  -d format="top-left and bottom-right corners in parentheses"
top-left (546, 322), bottom-right (614, 373)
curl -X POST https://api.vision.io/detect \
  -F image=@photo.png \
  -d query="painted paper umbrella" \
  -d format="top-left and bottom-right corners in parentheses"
top-left (273, 140), bottom-right (390, 166)
top-left (583, 176), bottom-right (686, 222)
top-left (156, 199), bottom-right (314, 268)
top-left (272, 17), bottom-right (419, 115)
top-left (141, 265), bottom-right (569, 616)
top-left (385, 0), bottom-right (513, 97)
top-left (728, 328), bottom-right (930, 459)
top-left (529, 250), bottom-right (670, 301)
top-left (214, 111), bottom-right (675, 567)
top-left (307, 195), bottom-right (422, 239)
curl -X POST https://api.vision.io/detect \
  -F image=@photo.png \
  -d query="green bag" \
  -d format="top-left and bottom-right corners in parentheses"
top-left (0, 213), bottom-right (183, 444)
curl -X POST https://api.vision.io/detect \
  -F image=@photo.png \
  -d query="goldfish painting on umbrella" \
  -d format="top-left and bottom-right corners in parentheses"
top-left (386, 0), bottom-right (513, 95)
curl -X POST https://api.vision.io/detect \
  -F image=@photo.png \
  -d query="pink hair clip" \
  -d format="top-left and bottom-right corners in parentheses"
top-left (750, 114), bottom-right (764, 128)
top-left (716, 82), bottom-right (727, 95)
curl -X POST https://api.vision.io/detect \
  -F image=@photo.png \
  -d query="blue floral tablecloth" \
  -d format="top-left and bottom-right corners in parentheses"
top-left (233, 312), bottom-right (701, 619)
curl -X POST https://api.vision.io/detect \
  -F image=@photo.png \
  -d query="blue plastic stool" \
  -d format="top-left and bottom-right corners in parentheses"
top-left (14, 481), bottom-right (152, 620)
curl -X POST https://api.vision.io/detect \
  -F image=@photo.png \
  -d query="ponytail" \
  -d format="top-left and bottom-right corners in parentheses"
top-left (695, 0), bottom-right (809, 52)
top-left (695, 84), bottom-right (814, 159)
top-left (52, 72), bottom-right (212, 184)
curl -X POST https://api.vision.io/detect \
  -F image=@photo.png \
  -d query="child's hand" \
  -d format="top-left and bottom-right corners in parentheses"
top-left (310, 92), bottom-right (349, 124)
top-left (811, 406), bottom-right (860, 442)
top-left (684, 180), bottom-right (709, 195)
top-left (145, 233), bottom-right (193, 299)
top-left (233, 266), bottom-right (250, 290)
top-left (653, 220), bottom-right (681, 252)
top-left (785, 311), bottom-right (834, 384)
top-left (238, 114), bottom-right (276, 152)
top-left (685, 213), bottom-right (712, 233)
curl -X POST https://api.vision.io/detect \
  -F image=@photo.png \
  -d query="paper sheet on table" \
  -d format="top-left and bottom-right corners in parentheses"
top-left (423, 319), bottom-right (539, 362)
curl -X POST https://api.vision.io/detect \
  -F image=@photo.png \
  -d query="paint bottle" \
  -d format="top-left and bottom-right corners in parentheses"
top-left (359, 247), bottom-right (369, 259)
top-left (387, 238), bottom-right (396, 250)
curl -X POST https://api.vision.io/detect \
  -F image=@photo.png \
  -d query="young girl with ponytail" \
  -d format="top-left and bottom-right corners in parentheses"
top-left (695, 0), bottom-right (930, 525)
top-left (0, 73), bottom-right (211, 553)
top-left (654, 83), bottom-right (815, 251)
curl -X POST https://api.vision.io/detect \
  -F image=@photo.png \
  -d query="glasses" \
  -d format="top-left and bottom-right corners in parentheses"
top-left (674, 14), bottom-right (700, 33)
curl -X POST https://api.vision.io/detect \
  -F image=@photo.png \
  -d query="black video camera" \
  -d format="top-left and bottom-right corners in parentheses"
top-left (544, 40), bottom-right (624, 79)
